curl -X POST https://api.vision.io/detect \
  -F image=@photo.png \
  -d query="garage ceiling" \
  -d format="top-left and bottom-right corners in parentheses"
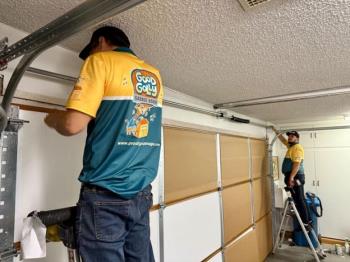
top-left (1, 0), bottom-right (350, 123)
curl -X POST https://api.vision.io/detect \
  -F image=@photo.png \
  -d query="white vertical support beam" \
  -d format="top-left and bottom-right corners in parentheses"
top-left (158, 207), bottom-right (164, 262)
top-left (248, 138), bottom-right (256, 227)
top-left (216, 134), bottom-right (223, 190)
top-left (158, 127), bottom-right (165, 205)
top-left (216, 134), bottom-right (225, 262)
top-left (158, 127), bottom-right (165, 262)
top-left (268, 139), bottom-right (277, 245)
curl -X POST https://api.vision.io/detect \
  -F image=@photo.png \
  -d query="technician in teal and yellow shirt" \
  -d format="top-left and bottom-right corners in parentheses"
top-left (45, 26), bottom-right (163, 262)
top-left (273, 128), bottom-right (311, 228)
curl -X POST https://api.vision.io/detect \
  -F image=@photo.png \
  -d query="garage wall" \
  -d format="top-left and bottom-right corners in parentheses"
top-left (0, 23), bottom-right (271, 261)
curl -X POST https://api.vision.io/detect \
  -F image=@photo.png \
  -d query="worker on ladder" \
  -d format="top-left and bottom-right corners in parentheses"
top-left (44, 26), bottom-right (163, 262)
top-left (273, 128), bottom-right (312, 229)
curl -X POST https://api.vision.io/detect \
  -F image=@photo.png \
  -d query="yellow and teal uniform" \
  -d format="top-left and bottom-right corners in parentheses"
top-left (282, 143), bottom-right (305, 174)
top-left (66, 47), bottom-right (163, 199)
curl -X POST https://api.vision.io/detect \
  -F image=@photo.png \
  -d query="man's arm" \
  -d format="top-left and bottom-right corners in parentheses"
top-left (44, 109), bottom-right (92, 136)
top-left (288, 146), bottom-right (303, 187)
top-left (272, 127), bottom-right (288, 146)
top-left (288, 162), bottom-right (301, 187)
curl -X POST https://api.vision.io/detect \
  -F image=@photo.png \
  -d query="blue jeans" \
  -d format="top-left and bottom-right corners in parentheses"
top-left (75, 184), bottom-right (155, 262)
top-left (284, 173), bottom-right (310, 224)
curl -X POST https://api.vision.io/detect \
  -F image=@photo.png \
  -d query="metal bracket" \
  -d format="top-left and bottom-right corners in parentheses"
top-left (5, 118), bottom-right (28, 133)
top-left (0, 245), bottom-right (20, 261)
top-left (0, 106), bottom-right (28, 134)
top-left (0, 106), bottom-right (27, 262)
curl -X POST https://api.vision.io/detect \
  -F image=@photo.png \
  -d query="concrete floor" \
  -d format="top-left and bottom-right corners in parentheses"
top-left (266, 244), bottom-right (350, 262)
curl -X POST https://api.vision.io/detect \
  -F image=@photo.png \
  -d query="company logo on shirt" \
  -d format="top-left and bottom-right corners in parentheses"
top-left (131, 69), bottom-right (160, 106)
top-left (70, 85), bottom-right (83, 100)
top-left (126, 69), bottom-right (161, 139)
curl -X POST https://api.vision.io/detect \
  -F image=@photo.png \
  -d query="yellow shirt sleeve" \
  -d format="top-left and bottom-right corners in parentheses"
top-left (291, 146), bottom-right (304, 163)
top-left (66, 54), bottom-right (106, 117)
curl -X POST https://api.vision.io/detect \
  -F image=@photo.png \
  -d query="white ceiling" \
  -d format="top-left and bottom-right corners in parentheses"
top-left (1, 0), bottom-right (350, 123)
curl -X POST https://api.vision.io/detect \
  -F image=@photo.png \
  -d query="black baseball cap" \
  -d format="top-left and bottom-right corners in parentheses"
top-left (286, 131), bottom-right (300, 138)
top-left (79, 26), bottom-right (130, 60)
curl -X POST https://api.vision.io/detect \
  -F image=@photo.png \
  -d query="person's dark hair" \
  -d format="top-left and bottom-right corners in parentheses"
top-left (79, 26), bottom-right (130, 60)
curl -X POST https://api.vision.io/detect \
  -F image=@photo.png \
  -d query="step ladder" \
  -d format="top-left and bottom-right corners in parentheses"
top-left (272, 187), bottom-right (326, 261)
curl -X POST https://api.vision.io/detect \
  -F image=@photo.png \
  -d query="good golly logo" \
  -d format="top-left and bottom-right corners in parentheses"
top-left (131, 69), bottom-right (160, 106)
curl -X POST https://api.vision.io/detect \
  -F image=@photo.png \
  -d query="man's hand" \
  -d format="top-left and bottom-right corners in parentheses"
top-left (272, 126), bottom-right (288, 146)
top-left (288, 177), bottom-right (295, 188)
top-left (289, 162), bottom-right (301, 188)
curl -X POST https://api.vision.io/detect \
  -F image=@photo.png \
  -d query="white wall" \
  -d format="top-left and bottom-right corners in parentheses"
top-left (0, 22), bottom-right (269, 261)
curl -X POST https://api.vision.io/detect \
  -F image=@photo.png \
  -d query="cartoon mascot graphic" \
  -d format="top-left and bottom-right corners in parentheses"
top-left (126, 69), bottom-right (160, 139)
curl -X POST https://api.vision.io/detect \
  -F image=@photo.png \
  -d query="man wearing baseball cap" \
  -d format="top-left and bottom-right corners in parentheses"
top-left (273, 128), bottom-right (311, 228)
top-left (44, 25), bottom-right (163, 261)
